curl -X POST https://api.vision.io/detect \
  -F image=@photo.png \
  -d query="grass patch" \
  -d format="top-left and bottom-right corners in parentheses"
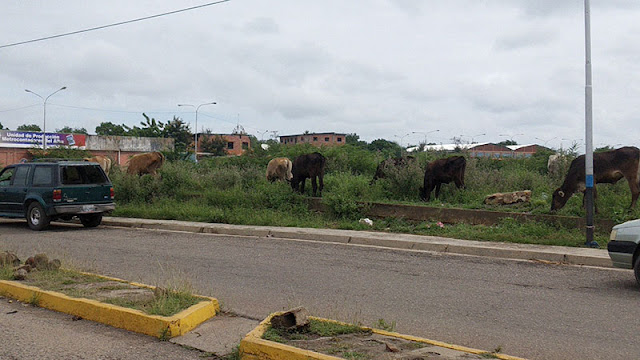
top-left (109, 146), bottom-right (633, 248)
top-left (262, 319), bottom-right (370, 343)
top-left (0, 267), bottom-right (202, 317)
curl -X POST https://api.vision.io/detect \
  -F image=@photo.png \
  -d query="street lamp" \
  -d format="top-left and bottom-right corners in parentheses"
top-left (394, 133), bottom-right (411, 148)
top-left (258, 129), bottom-right (270, 141)
top-left (461, 133), bottom-right (485, 144)
top-left (535, 136), bottom-right (557, 146)
top-left (412, 129), bottom-right (439, 144)
top-left (25, 86), bottom-right (66, 150)
top-left (178, 101), bottom-right (216, 163)
top-left (499, 133), bottom-right (523, 143)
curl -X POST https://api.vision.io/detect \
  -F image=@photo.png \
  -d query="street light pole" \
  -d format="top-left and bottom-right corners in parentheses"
top-left (258, 130), bottom-right (270, 141)
top-left (394, 133), bottom-right (411, 148)
top-left (498, 133), bottom-right (523, 143)
top-left (461, 133), bottom-right (485, 144)
top-left (25, 86), bottom-right (66, 150)
top-left (178, 101), bottom-right (216, 163)
top-left (584, 0), bottom-right (596, 247)
top-left (412, 129), bottom-right (439, 145)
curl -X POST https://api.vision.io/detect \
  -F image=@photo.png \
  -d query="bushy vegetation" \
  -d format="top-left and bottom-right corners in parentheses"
top-left (108, 144), bottom-right (638, 246)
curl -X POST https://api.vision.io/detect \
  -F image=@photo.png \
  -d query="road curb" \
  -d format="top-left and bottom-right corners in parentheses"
top-left (239, 313), bottom-right (527, 360)
top-left (0, 273), bottom-right (219, 339)
top-left (103, 217), bottom-right (613, 268)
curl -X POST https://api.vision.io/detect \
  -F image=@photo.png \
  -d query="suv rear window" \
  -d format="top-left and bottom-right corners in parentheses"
top-left (61, 165), bottom-right (108, 185)
top-left (33, 166), bottom-right (55, 186)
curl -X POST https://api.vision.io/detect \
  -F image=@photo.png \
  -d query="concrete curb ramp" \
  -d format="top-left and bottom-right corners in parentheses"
top-left (0, 273), bottom-right (219, 339)
top-left (103, 217), bottom-right (612, 268)
top-left (239, 313), bottom-right (527, 360)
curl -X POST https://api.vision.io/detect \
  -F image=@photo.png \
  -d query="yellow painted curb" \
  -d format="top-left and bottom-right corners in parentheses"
top-left (0, 273), bottom-right (219, 339)
top-left (239, 313), bottom-right (527, 360)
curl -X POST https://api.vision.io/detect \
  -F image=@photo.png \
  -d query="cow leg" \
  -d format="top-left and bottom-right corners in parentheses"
top-left (318, 174), bottom-right (324, 196)
top-left (300, 179), bottom-right (306, 194)
top-left (311, 176), bottom-right (318, 197)
top-left (624, 174), bottom-right (640, 208)
top-left (454, 176), bottom-right (464, 189)
top-left (434, 183), bottom-right (442, 199)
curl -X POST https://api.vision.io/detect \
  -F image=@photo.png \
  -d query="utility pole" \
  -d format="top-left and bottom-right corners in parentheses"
top-left (584, 0), bottom-right (597, 247)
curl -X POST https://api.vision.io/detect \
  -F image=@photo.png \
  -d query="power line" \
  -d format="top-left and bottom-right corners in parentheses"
top-left (0, 0), bottom-right (232, 49)
top-left (0, 104), bottom-right (40, 113)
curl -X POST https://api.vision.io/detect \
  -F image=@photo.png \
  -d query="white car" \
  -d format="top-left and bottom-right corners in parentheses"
top-left (608, 219), bottom-right (640, 285)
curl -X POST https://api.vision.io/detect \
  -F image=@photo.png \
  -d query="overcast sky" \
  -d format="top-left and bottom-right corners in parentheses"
top-left (1, 1), bottom-right (639, 150)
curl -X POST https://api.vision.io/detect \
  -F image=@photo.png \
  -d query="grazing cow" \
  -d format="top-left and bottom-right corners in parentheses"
top-left (266, 157), bottom-right (293, 182)
top-left (370, 156), bottom-right (416, 183)
top-left (291, 152), bottom-right (326, 197)
top-left (551, 146), bottom-right (640, 212)
top-left (84, 155), bottom-right (112, 176)
top-left (547, 153), bottom-right (570, 178)
top-left (419, 156), bottom-right (466, 201)
top-left (125, 151), bottom-right (165, 176)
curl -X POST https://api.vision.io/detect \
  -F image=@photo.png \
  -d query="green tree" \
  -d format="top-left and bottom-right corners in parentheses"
top-left (56, 126), bottom-right (88, 134)
top-left (346, 133), bottom-right (367, 147)
top-left (125, 113), bottom-right (164, 137)
top-left (95, 122), bottom-right (128, 136)
top-left (199, 134), bottom-right (228, 156)
top-left (498, 140), bottom-right (517, 146)
top-left (17, 124), bottom-right (42, 132)
top-left (0, 122), bottom-right (4, 130)
top-left (368, 138), bottom-right (402, 157)
top-left (163, 116), bottom-right (192, 152)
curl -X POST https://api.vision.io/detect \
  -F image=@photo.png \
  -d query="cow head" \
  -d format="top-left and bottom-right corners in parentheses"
top-left (550, 189), bottom-right (569, 211)
top-left (419, 186), bottom-right (427, 201)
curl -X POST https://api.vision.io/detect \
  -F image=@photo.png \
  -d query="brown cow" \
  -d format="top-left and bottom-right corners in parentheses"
top-left (419, 156), bottom-right (466, 201)
top-left (84, 155), bottom-right (112, 176)
top-left (125, 151), bottom-right (165, 176)
top-left (551, 146), bottom-right (640, 211)
top-left (291, 152), bottom-right (326, 197)
top-left (266, 157), bottom-right (293, 182)
top-left (370, 156), bottom-right (416, 183)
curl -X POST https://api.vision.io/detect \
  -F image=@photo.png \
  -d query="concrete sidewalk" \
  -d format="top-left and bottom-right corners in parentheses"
top-left (102, 217), bottom-right (612, 268)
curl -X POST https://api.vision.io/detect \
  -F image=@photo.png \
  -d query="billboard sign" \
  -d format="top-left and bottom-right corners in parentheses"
top-left (0, 130), bottom-right (86, 149)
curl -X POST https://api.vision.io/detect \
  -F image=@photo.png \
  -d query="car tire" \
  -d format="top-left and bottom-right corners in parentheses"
top-left (79, 213), bottom-right (102, 228)
top-left (27, 202), bottom-right (50, 231)
top-left (634, 255), bottom-right (640, 286)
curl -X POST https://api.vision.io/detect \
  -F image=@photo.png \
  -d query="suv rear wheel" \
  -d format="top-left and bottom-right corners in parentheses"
top-left (27, 202), bottom-right (50, 231)
top-left (79, 213), bottom-right (102, 228)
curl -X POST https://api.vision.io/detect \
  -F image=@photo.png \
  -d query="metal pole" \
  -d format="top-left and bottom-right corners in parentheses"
top-left (584, 0), bottom-right (597, 247)
top-left (25, 86), bottom-right (66, 150)
top-left (42, 98), bottom-right (47, 149)
top-left (178, 101), bottom-right (216, 163)
top-left (194, 108), bottom-right (199, 163)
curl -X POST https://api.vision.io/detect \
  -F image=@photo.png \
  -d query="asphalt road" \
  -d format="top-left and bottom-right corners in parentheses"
top-left (1, 220), bottom-right (639, 360)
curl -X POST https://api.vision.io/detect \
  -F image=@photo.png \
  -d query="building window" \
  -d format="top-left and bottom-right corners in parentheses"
top-left (227, 142), bottom-right (234, 150)
top-left (242, 142), bottom-right (248, 150)
top-left (313, 137), bottom-right (318, 141)
top-left (325, 137), bottom-right (330, 142)
top-left (337, 137), bottom-right (342, 142)
top-left (301, 137), bottom-right (305, 142)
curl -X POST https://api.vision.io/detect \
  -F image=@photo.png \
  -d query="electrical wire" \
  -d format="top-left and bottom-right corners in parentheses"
top-left (0, 104), bottom-right (41, 113)
top-left (0, 0), bottom-right (231, 49)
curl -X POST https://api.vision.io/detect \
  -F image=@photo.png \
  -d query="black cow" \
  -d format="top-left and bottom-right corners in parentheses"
top-left (419, 156), bottom-right (466, 201)
top-left (370, 156), bottom-right (416, 184)
top-left (551, 146), bottom-right (640, 212)
top-left (291, 152), bottom-right (326, 197)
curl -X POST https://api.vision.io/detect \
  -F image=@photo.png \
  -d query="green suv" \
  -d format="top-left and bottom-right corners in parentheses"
top-left (0, 160), bottom-right (115, 230)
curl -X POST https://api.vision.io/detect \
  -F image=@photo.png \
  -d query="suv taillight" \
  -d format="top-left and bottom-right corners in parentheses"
top-left (53, 189), bottom-right (62, 202)
top-left (110, 187), bottom-right (115, 200)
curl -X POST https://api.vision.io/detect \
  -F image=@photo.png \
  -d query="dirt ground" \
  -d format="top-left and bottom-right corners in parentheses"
top-left (284, 332), bottom-right (496, 360)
